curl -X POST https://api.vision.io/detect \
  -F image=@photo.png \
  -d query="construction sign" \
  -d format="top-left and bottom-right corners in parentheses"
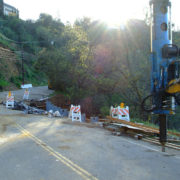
top-left (110, 104), bottom-right (130, 122)
top-left (23, 89), bottom-right (30, 100)
top-left (6, 91), bottom-right (14, 108)
top-left (69, 105), bottom-right (82, 122)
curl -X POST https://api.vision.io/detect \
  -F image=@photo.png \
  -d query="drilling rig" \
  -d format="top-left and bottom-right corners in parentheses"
top-left (142, 0), bottom-right (180, 151)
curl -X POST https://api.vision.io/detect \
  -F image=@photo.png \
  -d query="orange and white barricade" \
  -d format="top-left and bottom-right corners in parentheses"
top-left (110, 104), bottom-right (130, 122)
top-left (69, 105), bottom-right (82, 122)
top-left (110, 106), bottom-right (119, 119)
top-left (118, 106), bottom-right (130, 122)
top-left (23, 88), bottom-right (30, 100)
top-left (6, 91), bottom-right (14, 108)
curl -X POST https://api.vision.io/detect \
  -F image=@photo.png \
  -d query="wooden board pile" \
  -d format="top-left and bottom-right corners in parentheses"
top-left (103, 116), bottom-right (180, 137)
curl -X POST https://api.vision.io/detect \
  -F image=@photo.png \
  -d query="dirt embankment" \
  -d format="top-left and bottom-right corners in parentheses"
top-left (0, 47), bottom-right (20, 90)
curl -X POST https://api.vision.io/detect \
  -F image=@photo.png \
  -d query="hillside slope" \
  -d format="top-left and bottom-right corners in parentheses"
top-left (0, 46), bottom-right (20, 90)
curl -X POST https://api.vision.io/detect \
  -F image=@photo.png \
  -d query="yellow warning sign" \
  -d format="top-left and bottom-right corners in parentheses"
top-left (120, 102), bottom-right (125, 108)
top-left (8, 91), bottom-right (11, 97)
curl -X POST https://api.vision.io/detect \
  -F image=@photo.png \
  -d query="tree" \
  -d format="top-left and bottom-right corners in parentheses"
top-left (0, 0), bottom-right (3, 17)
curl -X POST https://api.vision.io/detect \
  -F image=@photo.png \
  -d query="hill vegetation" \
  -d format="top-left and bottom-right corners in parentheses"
top-left (0, 14), bottom-right (180, 130)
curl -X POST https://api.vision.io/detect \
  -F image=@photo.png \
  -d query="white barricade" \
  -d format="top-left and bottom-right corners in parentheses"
top-left (23, 89), bottom-right (30, 100)
top-left (6, 91), bottom-right (14, 108)
top-left (118, 106), bottom-right (130, 122)
top-left (69, 105), bottom-right (82, 122)
top-left (21, 84), bottom-right (32, 89)
top-left (110, 106), bottom-right (119, 119)
top-left (110, 105), bottom-right (130, 122)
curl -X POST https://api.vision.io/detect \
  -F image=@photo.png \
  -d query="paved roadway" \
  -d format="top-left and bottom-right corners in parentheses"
top-left (0, 86), bottom-right (54, 102)
top-left (0, 106), bottom-right (180, 180)
top-left (0, 86), bottom-right (180, 180)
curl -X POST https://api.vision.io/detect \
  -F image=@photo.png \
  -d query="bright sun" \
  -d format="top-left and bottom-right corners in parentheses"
top-left (102, 7), bottom-right (131, 27)
top-left (89, 0), bottom-right (147, 27)
top-left (4, 0), bottom-right (147, 27)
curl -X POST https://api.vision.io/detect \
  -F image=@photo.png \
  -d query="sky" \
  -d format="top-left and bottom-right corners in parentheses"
top-left (4, 0), bottom-right (180, 28)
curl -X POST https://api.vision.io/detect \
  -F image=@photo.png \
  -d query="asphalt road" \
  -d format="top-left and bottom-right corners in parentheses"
top-left (0, 86), bottom-right (180, 180)
top-left (0, 86), bottom-right (54, 102)
top-left (0, 105), bottom-right (180, 180)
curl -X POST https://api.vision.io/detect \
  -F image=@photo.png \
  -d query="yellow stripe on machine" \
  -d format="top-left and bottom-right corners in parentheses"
top-left (166, 79), bottom-right (180, 94)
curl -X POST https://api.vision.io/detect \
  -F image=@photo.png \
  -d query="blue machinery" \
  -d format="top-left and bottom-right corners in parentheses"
top-left (142, 0), bottom-right (180, 151)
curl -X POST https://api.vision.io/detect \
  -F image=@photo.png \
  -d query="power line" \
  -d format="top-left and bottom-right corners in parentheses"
top-left (0, 32), bottom-right (48, 44)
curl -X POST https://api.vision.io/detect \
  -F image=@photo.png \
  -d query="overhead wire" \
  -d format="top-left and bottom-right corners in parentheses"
top-left (0, 32), bottom-right (48, 44)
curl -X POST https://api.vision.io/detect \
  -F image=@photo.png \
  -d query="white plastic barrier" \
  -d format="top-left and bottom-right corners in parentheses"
top-left (118, 106), bottom-right (130, 122)
top-left (23, 89), bottom-right (30, 100)
top-left (110, 106), bottom-right (119, 119)
top-left (69, 105), bottom-right (82, 122)
top-left (6, 92), bottom-right (14, 108)
top-left (21, 84), bottom-right (32, 89)
top-left (111, 106), bottom-right (130, 122)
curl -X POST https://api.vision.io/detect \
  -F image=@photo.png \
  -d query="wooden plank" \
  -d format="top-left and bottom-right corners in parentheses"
top-left (106, 116), bottom-right (159, 134)
top-left (106, 116), bottom-right (180, 137)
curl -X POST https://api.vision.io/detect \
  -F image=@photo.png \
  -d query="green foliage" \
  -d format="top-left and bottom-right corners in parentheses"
top-left (0, 33), bottom-right (14, 49)
top-left (0, 79), bottom-right (9, 87)
top-left (131, 118), bottom-right (159, 129)
top-left (131, 118), bottom-right (180, 133)
top-left (100, 106), bottom-right (110, 117)
top-left (0, 13), bottom-right (179, 130)
top-left (0, 0), bottom-right (4, 17)
top-left (0, 15), bottom-right (51, 87)
top-left (0, 75), bottom-right (9, 90)
top-left (35, 17), bottom-right (152, 119)
top-left (10, 76), bottom-right (21, 88)
top-left (168, 107), bottom-right (180, 131)
top-left (24, 63), bottom-right (47, 86)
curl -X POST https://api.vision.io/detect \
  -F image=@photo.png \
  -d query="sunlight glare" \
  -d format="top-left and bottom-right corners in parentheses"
top-left (4, 0), bottom-right (149, 27)
top-left (88, 0), bottom-right (147, 27)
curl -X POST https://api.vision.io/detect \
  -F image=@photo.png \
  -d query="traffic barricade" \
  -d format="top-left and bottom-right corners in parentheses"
top-left (69, 105), bottom-right (82, 122)
top-left (110, 103), bottom-right (130, 122)
top-left (118, 106), bottom-right (130, 122)
top-left (6, 91), bottom-right (14, 108)
top-left (110, 106), bottom-right (119, 119)
top-left (23, 88), bottom-right (30, 100)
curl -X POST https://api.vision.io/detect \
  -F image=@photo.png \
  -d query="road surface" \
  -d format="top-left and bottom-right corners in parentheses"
top-left (0, 87), bottom-right (180, 180)
top-left (0, 86), bottom-right (54, 102)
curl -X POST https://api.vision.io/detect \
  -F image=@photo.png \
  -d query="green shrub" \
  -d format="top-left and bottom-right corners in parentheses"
top-left (10, 76), bottom-right (21, 88)
top-left (100, 106), bottom-right (110, 117)
top-left (0, 78), bottom-right (9, 91)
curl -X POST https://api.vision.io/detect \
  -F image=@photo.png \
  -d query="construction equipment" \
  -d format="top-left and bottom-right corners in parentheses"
top-left (141, 0), bottom-right (180, 151)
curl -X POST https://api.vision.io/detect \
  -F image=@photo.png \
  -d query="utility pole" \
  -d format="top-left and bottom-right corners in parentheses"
top-left (18, 32), bottom-right (25, 86)
top-left (21, 45), bottom-right (24, 85)
top-left (21, 44), bottom-right (25, 85)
